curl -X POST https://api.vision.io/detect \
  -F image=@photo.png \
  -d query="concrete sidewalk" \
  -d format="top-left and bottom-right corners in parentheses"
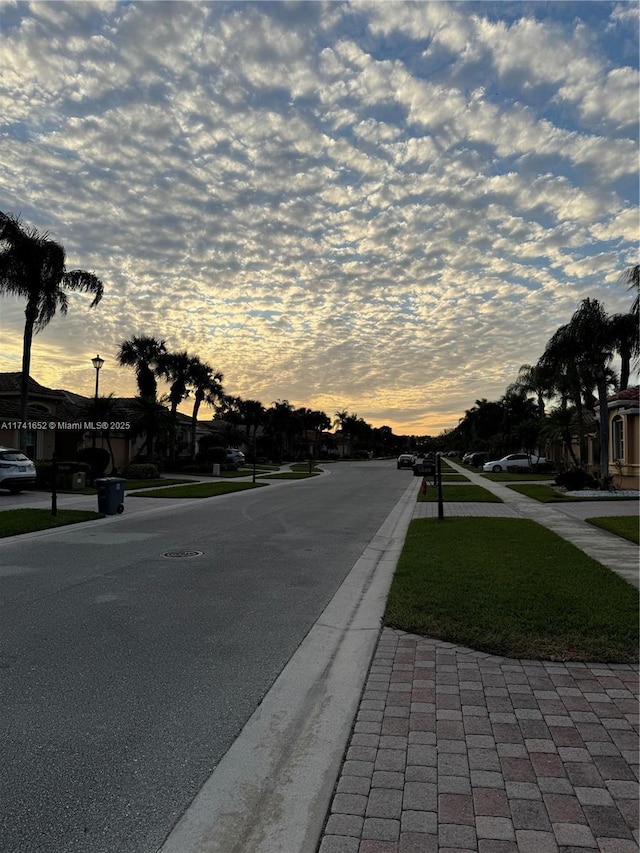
top-left (318, 466), bottom-right (639, 853)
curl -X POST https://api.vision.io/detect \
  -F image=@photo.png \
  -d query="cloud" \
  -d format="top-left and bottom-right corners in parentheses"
top-left (0, 1), bottom-right (637, 434)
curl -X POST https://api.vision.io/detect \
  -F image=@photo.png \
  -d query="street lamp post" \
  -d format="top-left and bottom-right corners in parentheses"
top-left (91, 355), bottom-right (104, 448)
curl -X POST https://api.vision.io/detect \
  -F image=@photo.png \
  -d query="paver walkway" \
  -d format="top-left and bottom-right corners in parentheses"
top-left (318, 469), bottom-right (639, 853)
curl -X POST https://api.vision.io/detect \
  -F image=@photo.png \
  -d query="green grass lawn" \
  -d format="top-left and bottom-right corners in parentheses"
top-left (128, 481), bottom-right (267, 498)
top-left (384, 517), bottom-right (639, 663)
top-left (417, 484), bottom-right (502, 502)
top-left (0, 508), bottom-right (104, 538)
top-left (481, 472), bottom-right (555, 482)
top-left (586, 516), bottom-right (640, 545)
top-left (508, 484), bottom-right (639, 503)
top-left (258, 471), bottom-right (320, 479)
top-left (123, 478), bottom-right (194, 490)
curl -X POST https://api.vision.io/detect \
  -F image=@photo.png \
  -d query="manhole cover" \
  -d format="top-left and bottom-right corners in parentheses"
top-left (162, 550), bottom-right (203, 558)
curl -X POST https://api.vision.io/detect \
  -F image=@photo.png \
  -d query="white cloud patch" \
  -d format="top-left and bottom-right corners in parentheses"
top-left (0, 1), bottom-right (637, 434)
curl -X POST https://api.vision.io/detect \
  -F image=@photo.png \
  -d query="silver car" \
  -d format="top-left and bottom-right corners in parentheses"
top-left (0, 447), bottom-right (37, 493)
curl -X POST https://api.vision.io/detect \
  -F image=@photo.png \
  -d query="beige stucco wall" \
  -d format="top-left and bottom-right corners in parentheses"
top-left (610, 411), bottom-right (639, 489)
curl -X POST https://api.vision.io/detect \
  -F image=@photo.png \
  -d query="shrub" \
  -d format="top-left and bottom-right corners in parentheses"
top-left (122, 463), bottom-right (159, 480)
top-left (77, 447), bottom-right (110, 479)
top-left (205, 446), bottom-right (228, 464)
top-left (36, 459), bottom-right (54, 488)
top-left (555, 468), bottom-right (597, 491)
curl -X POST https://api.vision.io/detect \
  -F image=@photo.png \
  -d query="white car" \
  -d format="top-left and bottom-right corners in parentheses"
top-left (225, 448), bottom-right (246, 466)
top-left (0, 446), bottom-right (37, 493)
top-left (483, 453), bottom-right (546, 473)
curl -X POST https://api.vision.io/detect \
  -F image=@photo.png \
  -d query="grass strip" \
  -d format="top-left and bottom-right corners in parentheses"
top-left (586, 516), bottom-right (639, 545)
top-left (258, 472), bottom-right (320, 479)
top-left (508, 484), bottom-right (638, 503)
top-left (0, 508), bottom-right (104, 538)
top-left (123, 478), bottom-right (194, 490)
top-left (128, 482), bottom-right (266, 498)
top-left (384, 517), bottom-right (638, 662)
top-left (417, 484), bottom-right (502, 503)
top-left (481, 472), bottom-right (555, 481)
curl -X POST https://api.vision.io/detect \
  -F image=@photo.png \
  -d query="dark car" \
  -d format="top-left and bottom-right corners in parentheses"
top-left (397, 453), bottom-right (415, 469)
top-left (468, 452), bottom-right (490, 468)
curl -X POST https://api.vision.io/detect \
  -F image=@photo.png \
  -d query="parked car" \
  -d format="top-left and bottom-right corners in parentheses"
top-left (397, 453), bottom-right (415, 469)
top-left (483, 453), bottom-right (546, 473)
top-left (225, 448), bottom-right (246, 466)
top-left (0, 446), bottom-right (37, 493)
top-left (468, 452), bottom-right (490, 468)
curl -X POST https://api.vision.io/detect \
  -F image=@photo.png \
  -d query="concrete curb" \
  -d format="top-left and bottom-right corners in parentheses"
top-left (156, 476), bottom-right (419, 853)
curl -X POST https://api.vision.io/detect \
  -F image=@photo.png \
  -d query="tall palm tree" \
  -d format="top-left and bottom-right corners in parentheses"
top-left (188, 359), bottom-right (224, 460)
top-left (540, 299), bottom-right (616, 482)
top-left (609, 310), bottom-right (639, 390)
top-left (117, 335), bottom-right (166, 400)
top-left (333, 410), bottom-right (348, 432)
top-left (508, 363), bottom-right (555, 420)
top-left (157, 350), bottom-right (197, 416)
top-left (619, 264), bottom-right (639, 318)
top-left (237, 398), bottom-right (266, 452)
top-left (0, 212), bottom-right (103, 434)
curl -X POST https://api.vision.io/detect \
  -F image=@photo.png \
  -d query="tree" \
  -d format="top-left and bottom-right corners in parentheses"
top-left (157, 350), bottom-right (201, 460)
top-left (117, 335), bottom-right (166, 400)
top-left (129, 395), bottom-right (171, 460)
top-left (333, 410), bottom-right (348, 432)
top-left (158, 350), bottom-right (196, 416)
top-left (609, 310), bottom-right (639, 391)
top-left (266, 400), bottom-right (296, 460)
top-left (188, 359), bottom-right (224, 460)
top-left (508, 363), bottom-right (556, 420)
top-left (540, 299), bottom-right (616, 482)
top-left (0, 212), bottom-right (103, 437)
top-left (619, 264), bottom-right (639, 318)
top-left (237, 398), bottom-right (266, 453)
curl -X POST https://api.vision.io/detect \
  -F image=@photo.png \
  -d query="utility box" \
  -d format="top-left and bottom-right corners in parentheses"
top-left (71, 471), bottom-right (86, 490)
top-left (95, 477), bottom-right (126, 515)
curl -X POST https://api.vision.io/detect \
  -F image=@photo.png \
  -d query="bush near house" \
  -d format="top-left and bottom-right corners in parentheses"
top-left (555, 468), bottom-right (597, 491)
top-left (122, 463), bottom-right (159, 479)
top-left (77, 447), bottom-right (110, 480)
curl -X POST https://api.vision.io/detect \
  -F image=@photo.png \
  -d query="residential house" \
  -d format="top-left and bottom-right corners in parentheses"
top-left (0, 373), bottom-right (206, 470)
top-left (598, 386), bottom-right (640, 490)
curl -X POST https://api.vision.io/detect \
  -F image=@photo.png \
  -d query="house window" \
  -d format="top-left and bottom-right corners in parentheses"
top-left (612, 415), bottom-right (624, 461)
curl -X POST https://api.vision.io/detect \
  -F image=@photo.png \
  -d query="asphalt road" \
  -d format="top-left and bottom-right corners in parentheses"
top-left (0, 461), bottom-right (412, 853)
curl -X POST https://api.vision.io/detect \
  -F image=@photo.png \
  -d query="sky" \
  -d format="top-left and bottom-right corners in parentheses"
top-left (0, 0), bottom-right (638, 435)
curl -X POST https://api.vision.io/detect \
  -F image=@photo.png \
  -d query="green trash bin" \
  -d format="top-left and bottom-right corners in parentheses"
top-left (95, 477), bottom-right (126, 515)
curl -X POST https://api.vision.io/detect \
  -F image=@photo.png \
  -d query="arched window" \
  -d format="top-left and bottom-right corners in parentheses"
top-left (612, 415), bottom-right (624, 461)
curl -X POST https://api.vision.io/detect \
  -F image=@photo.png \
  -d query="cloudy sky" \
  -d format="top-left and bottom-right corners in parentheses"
top-left (1, 1), bottom-right (638, 434)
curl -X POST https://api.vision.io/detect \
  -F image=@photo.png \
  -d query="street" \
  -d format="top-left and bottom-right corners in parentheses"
top-left (0, 461), bottom-right (412, 853)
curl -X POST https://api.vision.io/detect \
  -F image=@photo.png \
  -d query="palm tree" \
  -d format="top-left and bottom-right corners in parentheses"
top-left (609, 311), bottom-right (638, 391)
top-left (508, 363), bottom-right (555, 420)
top-left (237, 398), bottom-right (266, 454)
top-left (158, 350), bottom-right (196, 416)
top-left (129, 396), bottom-right (170, 460)
top-left (333, 410), bottom-right (348, 432)
top-left (0, 212), bottom-right (103, 435)
top-left (539, 404), bottom-right (582, 467)
top-left (117, 335), bottom-right (166, 400)
top-left (188, 359), bottom-right (224, 460)
top-left (619, 264), bottom-right (639, 318)
top-left (540, 298), bottom-right (616, 482)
